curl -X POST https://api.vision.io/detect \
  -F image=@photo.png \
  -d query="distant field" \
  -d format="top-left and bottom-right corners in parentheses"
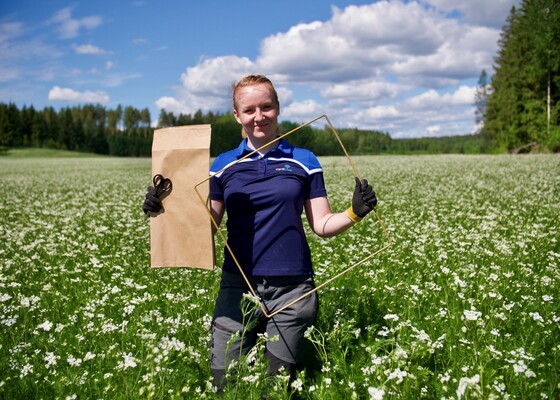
top-left (0, 147), bottom-right (106, 158)
top-left (0, 154), bottom-right (558, 399)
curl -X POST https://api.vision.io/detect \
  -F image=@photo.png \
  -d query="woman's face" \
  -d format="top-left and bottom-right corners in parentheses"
top-left (233, 83), bottom-right (280, 149)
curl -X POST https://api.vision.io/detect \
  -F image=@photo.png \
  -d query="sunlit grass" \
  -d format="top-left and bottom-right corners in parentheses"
top-left (1, 154), bottom-right (559, 399)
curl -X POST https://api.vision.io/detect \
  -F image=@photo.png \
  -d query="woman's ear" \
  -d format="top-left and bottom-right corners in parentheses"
top-left (233, 108), bottom-right (242, 124)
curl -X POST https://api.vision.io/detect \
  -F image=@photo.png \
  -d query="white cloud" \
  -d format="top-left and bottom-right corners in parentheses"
top-left (0, 21), bottom-right (24, 43)
top-left (321, 79), bottom-right (402, 102)
top-left (72, 44), bottom-right (109, 55)
top-left (426, 125), bottom-right (441, 135)
top-left (132, 38), bottom-right (149, 46)
top-left (405, 86), bottom-right (476, 109)
top-left (390, 25), bottom-right (499, 81)
top-left (48, 7), bottom-right (102, 39)
top-left (361, 105), bottom-right (400, 120)
top-left (255, 1), bottom-right (469, 82)
top-left (180, 56), bottom-right (255, 97)
top-left (154, 0), bottom-right (519, 137)
top-left (155, 55), bottom-right (256, 114)
top-left (154, 96), bottom-right (189, 115)
top-left (48, 86), bottom-right (109, 104)
top-left (0, 20), bottom-right (63, 85)
top-left (0, 67), bottom-right (21, 82)
top-left (103, 72), bottom-right (142, 88)
top-left (282, 100), bottom-right (323, 119)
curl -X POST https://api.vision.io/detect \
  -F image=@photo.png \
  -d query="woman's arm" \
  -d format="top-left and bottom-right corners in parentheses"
top-left (305, 178), bottom-right (377, 238)
top-left (210, 199), bottom-right (225, 235)
top-left (304, 196), bottom-right (355, 238)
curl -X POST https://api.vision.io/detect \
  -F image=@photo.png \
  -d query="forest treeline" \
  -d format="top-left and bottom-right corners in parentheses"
top-left (1, 0), bottom-right (558, 157)
top-left (0, 103), bottom-right (485, 157)
top-left (478, 0), bottom-right (560, 152)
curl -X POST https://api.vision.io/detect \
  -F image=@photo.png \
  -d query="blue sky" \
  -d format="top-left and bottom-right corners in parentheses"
top-left (1, 0), bottom-right (521, 138)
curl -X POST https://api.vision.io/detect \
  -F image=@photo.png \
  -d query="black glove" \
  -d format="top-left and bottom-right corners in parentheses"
top-left (352, 177), bottom-right (377, 218)
top-left (142, 186), bottom-right (163, 214)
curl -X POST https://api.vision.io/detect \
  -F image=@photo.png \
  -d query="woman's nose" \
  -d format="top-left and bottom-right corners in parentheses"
top-left (255, 109), bottom-right (264, 120)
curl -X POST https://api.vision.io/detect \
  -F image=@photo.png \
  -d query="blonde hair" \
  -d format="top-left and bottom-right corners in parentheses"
top-left (232, 75), bottom-right (279, 138)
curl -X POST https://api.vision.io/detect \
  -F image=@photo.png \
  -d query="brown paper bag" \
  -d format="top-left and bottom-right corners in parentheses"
top-left (150, 124), bottom-right (214, 269)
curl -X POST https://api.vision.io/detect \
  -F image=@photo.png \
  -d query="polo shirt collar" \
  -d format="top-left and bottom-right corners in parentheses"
top-left (236, 138), bottom-right (293, 158)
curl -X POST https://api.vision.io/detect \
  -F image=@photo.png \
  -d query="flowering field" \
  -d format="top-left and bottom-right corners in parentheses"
top-left (1, 154), bottom-right (559, 399)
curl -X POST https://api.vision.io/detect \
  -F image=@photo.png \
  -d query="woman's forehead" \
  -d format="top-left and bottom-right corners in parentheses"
top-left (235, 84), bottom-right (275, 103)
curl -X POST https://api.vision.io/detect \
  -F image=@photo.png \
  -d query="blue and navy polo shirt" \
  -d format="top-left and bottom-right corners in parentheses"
top-left (210, 138), bottom-right (327, 277)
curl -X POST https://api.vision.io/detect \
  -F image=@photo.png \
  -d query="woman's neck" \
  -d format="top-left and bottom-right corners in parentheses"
top-left (246, 138), bottom-right (279, 156)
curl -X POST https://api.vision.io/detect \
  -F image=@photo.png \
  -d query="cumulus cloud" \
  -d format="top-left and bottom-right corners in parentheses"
top-left (48, 7), bottom-right (102, 39)
top-left (257, 1), bottom-right (501, 85)
top-left (155, 55), bottom-right (256, 114)
top-left (155, 0), bottom-right (520, 137)
top-left (48, 86), bottom-right (109, 104)
top-left (321, 79), bottom-right (403, 102)
top-left (404, 86), bottom-right (476, 109)
top-left (282, 100), bottom-right (323, 119)
top-left (154, 96), bottom-right (189, 115)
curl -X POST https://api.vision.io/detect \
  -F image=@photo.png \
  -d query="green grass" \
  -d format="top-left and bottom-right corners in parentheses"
top-left (0, 154), bottom-right (559, 399)
top-left (0, 147), bottom-right (107, 158)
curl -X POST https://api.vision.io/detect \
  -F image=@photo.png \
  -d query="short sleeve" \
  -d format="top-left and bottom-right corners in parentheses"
top-left (308, 171), bottom-right (327, 199)
top-left (210, 175), bottom-right (223, 201)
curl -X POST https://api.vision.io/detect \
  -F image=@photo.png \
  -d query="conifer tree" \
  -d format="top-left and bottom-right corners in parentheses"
top-left (474, 69), bottom-right (491, 134)
top-left (483, 0), bottom-right (560, 152)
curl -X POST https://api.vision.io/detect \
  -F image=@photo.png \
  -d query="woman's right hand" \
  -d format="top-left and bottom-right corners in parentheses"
top-left (142, 186), bottom-right (163, 215)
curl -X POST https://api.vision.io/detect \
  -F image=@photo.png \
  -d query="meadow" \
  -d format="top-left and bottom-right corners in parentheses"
top-left (0, 154), bottom-right (558, 399)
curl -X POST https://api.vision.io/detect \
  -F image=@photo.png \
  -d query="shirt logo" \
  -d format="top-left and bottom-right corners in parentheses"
top-left (275, 164), bottom-right (293, 172)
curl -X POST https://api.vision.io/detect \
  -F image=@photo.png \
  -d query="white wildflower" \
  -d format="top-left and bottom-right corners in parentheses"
top-left (368, 386), bottom-right (385, 400)
top-left (123, 304), bottom-right (135, 316)
top-left (456, 374), bottom-right (480, 400)
top-left (291, 377), bottom-right (303, 391)
top-left (116, 352), bottom-right (138, 370)
top-left (385, 367), bottom-right (408, 384)
top-left (242, 374), bottom-right (260, 383)
top-left (377, 327), bottom-right (390, 337)
top-left (513, 360), bottom-right (535, 377)
top-left (440, 372), bottom-right (451, 383)
top-left (463, 309), bottom-right (482, 321)
top-left (0, 293), bottom-right (12, 302)
top-left (529, 312), bottom-right (544, 323)
top-left (44, 352), bottom-right (58, 368)
top-left (67, 354), bottom-right (82, 367)
top-left (37, 320), bottom-right (53, 332)
top-left (394, 346), bottom-right (408, 360)
top-left (20, 363), bottom-right (33, 378)
top-left (383, 314), bottom-right (399, 321)
top-left (241, 292), bottom-right (261, 305)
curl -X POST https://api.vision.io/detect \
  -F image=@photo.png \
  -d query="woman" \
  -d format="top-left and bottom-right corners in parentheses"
top-left (144, 75), bottom-right (377, 389)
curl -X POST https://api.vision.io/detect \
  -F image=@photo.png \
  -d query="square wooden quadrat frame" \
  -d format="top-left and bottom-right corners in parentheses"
top-left (194, 114), bottom-right (392, 318)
